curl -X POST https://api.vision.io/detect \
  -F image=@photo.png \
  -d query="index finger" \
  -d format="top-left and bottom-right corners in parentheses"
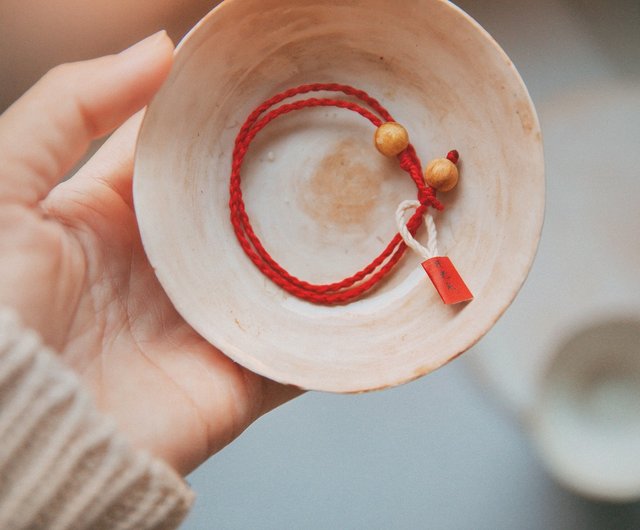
top-left (0, 30), bottom-right (174, 205)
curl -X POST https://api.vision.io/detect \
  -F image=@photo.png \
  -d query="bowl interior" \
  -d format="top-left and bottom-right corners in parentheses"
top-left (134, 0), bottom-right (544, 392)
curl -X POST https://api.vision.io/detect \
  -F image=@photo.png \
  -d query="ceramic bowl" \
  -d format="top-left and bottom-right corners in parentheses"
top-left (469, 82), bottom-right (640, 500)
top-left (133, 0), bottom-right (544, 392)
top-left (531, 318), bottom-right (640, 502)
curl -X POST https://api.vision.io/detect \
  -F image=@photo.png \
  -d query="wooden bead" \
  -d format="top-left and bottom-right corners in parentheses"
top-left (424, 158), bottom-right (459, 192)
top-left (374, 122), bottom-right (409, 157)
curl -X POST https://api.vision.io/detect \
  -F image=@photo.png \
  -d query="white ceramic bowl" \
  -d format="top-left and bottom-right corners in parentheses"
top-left (468, 82), bottom-right (640, 500)
top-left (133, 0), bottom-right (544, 392)
top-left (531, 319), bottom-right (640, 502)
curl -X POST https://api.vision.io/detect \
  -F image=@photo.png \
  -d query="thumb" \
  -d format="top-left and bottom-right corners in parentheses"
top-left (0, 30), bottom-right (174, 205)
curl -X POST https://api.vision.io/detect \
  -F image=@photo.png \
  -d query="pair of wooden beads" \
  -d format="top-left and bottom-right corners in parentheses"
top-left (374, 122), bottom-right (459, 192)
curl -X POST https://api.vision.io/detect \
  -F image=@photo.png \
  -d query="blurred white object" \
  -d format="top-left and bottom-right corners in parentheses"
top-left (531, 319), bottom-right (640, 501)
top-left (471, 81), bottom-right (640, 501)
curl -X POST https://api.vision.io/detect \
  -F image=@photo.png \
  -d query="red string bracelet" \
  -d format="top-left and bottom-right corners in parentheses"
top-left (229, 83), bottom-right (472, 305)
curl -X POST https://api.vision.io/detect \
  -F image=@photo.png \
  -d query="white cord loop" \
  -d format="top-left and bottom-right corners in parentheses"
top-left (395, 200), bottom-right (439, 260)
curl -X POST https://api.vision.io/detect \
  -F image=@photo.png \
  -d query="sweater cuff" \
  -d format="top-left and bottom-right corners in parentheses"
top-left (0, 307), bottom-right (194, 530)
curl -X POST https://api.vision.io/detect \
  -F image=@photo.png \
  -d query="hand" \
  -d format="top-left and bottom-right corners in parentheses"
top-left (0, 31), bottom-right (300, 475)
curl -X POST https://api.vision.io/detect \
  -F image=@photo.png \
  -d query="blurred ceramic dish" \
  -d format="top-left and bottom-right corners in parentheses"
top-left (133, 0), bottom-right (544, 392)
top-left (532, 318), bottom-right (640, 502)
top-left (469, 82), bottom-right (640, 500)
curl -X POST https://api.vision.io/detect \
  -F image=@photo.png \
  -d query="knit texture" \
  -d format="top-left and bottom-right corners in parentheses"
top-left (0, 307), bottom-right (194, 530)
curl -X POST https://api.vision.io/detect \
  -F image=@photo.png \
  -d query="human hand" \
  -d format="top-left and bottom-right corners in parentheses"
top-left (0, 31), bottom-right (300, 475)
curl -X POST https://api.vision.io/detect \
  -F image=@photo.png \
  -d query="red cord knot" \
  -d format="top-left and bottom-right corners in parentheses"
top-left (418, 188), bottom-right (444, 210)
top-left (446, 150), bottom-right (459, 164)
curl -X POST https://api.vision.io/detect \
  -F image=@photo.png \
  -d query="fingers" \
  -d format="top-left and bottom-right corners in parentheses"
top-left (0, 30), bottom-right (174, 205)
top-left (50, 111), bottom-right (144, 211)
top-left (259, 379), bottom-right (305, 417)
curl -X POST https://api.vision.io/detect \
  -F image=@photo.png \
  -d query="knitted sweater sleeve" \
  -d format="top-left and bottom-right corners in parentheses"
top-left (0, 308), bottom-right (195, 530)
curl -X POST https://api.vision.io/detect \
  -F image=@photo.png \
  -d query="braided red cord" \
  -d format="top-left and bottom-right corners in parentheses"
top-left (229, 83), bottom-right (446, 305)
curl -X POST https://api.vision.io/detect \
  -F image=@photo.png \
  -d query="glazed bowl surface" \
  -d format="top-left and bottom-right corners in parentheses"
top-left (134, 0), bottom-right (544, 392)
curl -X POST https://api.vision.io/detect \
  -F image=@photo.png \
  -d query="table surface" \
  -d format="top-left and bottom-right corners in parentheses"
top-left (184, 0), bottom-right (640, 528)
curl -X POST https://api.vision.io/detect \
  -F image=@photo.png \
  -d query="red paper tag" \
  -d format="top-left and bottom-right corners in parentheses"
top-left (422, 256), bottom-right (473, 305)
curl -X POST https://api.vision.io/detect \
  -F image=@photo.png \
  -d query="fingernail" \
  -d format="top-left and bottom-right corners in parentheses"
top-left (120, 30), bottom-right (171, 56)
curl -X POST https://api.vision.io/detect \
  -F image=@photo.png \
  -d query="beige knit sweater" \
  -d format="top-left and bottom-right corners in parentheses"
top-left (0, 307), bottom-right (194, 529)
